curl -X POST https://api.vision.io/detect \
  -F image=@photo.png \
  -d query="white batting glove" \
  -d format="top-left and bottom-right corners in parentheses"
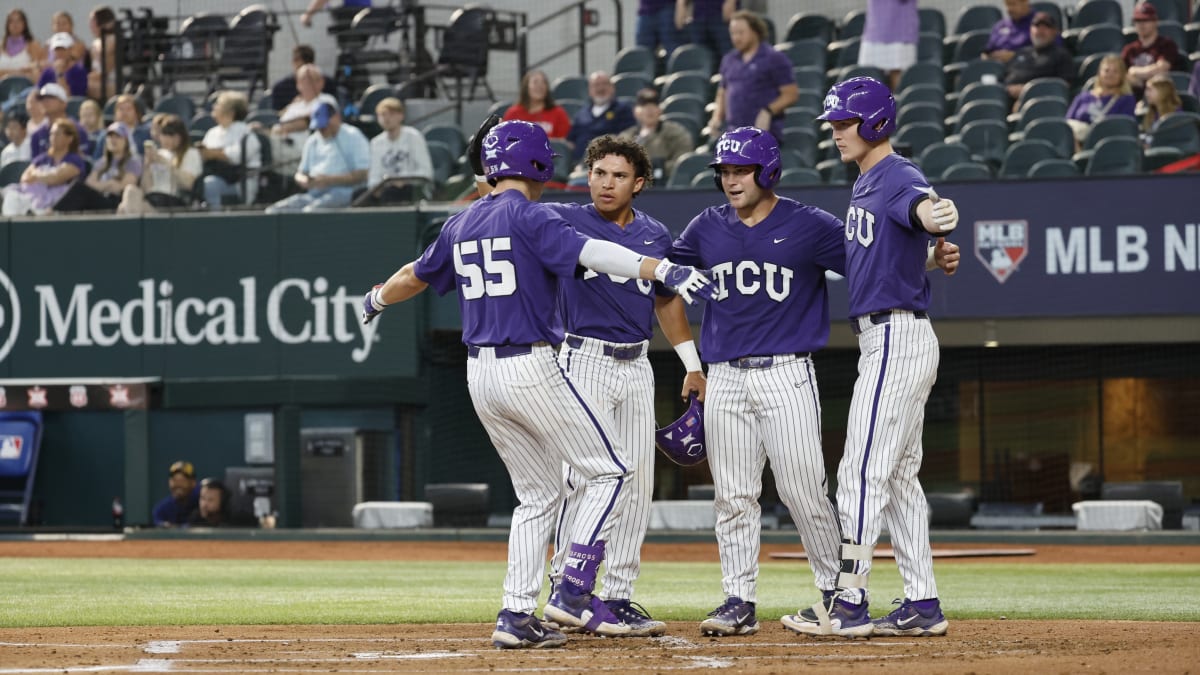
top-left (362, 284), bottom-right (388, 325)
top-left (654, 259), bottom-right (717, 305)
top-left (931, 198), bottom-right (958, 233)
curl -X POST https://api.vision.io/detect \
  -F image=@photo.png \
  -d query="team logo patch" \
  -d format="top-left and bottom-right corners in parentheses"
top-left (0, 434), bottom-right (22, 460)
top-left (69, 385), bottom-right (88, 408)
top-left (26, 386), bottom-right (47, 409)
top-left (974, 220), bottom-right (1029, 283)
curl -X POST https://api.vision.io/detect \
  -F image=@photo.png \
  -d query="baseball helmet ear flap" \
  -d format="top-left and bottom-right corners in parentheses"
top-left (708, 126), bottom-right (782, 191)
top-left (654, 394), bottom-right (706, 466)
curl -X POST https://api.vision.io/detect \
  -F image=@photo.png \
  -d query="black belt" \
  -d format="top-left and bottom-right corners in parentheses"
top-left (851, 310), bottom-right (928, 336)
top-left (564, 335), bottom-right (644, 361)
top-left (727, 353), bottom-right (811, 369)
top-left (467, 342), bottom-right (549, 358)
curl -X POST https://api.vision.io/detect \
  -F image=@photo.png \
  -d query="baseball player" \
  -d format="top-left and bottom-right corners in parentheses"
top-left (545, 135), bottom-right (705, 637)
top-left (362, 119), bottom-right (715, 649)
top-left (782, 77), bottom-right (960, 639)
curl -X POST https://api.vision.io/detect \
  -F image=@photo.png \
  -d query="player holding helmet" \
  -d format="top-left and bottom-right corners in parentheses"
top-left (782, 77), bottom-right (960, 639)
top-left (361, 119), bottom-right (716, 649)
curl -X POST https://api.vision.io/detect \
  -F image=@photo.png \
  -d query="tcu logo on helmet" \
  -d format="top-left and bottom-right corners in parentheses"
top-left (824, 93), bottom-right (842, 111)
top-left (715, 138), bottom-right (743, 154)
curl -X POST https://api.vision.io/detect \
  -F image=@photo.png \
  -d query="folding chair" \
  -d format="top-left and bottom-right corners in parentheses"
top-left (0, 412), bottom-right (44, 526)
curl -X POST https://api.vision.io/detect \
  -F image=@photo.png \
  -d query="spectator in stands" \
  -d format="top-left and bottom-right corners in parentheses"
top-left (1066, 55), bottom-right (1136, 149)
top-left (108, 93), bottom-right (150, 155)
top-left (1, 119), bottom-right (86, 215)
top-left (269, 45), bottom-right (336, 111)
top-left (38, 32), bottom-right (88, 97)
top-left (0, 10), bottom-right (44, 80)
top-left (152, 460), bottom-right (199, 528)
top-left (502, 70), bottom-right (572, 139)
top-left (566, 71), bottom-right (635, 164)
top-left (265, 100), bottom-right (369, 213)
top-left (707, 10), bottom-right (797, 142)
top-left (118, 114), bottom-right (202, 214)
top-left (1003, 12), bottom-right (1073, 102)
top-left (1138, 73), bottom-right (1182, 146)
top-left (188, 479), bottom-right (235, 527)
top-left (637, 0), bottom-right (683, 58)
top-left (619, 88), bottom-right (693, 181)
top-left (983, 0), bottom-right (1034, 65)
top-left (1122, 3), bottom-right (1185, 95)
top-left (676, 0), bottom-right (735, 59)
top-left (56, 121), bottom-right (142, 212)
top-left (859, 0), bottom-right (919, 92)
top-left (199, 90), bottom-right (262, 210)
top-left (265, 65), bottom-right (335, 171)
top-left (23, 88), bottom-right (46, 138)
top-left (86, 6), bottom-right (118, 101)
top-left (49, 11), bottom-right (88, 64)
top-left (1, 110), bottom-right (31, 168)
top-left (78, 98), bottom-right (104, 152)
top-left (29, 83), bottom-right (90, 158)
top-left (356, 96), bottom-right (433, 206)
top-left (300, 0), bottom-right (371, 28)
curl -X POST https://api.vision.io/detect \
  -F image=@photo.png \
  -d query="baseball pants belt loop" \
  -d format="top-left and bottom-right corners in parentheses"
top-left (563, 335), bottom-right (645, 361)
top-left (467, 342), bottom-right (550, 358)
top-left (727, 352), bottom-right (812, 369)
top-left (850, 309), bottom-right (929, 336)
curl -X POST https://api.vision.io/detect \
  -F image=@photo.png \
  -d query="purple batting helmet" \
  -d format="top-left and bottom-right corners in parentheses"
top-left (817, 76), bottom-right (897, 143)
top-left (482, 120), bottom-right (556, 185)
top-left (654, 394), bottom-right (706, 466)
top-left (708, 126), bottom-right (782, 191)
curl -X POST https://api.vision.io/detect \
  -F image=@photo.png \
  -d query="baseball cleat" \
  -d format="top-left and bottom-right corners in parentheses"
top-left (781, 595), bottom-right (874, 638)
top-left (605, 599), bottom-right (667, 637)
top-left (699, 596), bottom-right (758, 636)
top-left (871, 598), bottom-right (949, 637)
top-left (544, 585), bottom-right (632, 637)
top-left (538, 615), bottom-right (583, 634)
top-left (491, 609), bottom-right (567, 649)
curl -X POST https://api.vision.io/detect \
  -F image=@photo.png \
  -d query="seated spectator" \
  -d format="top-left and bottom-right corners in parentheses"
top-left (566, 71), bottom-right (635, 165)
top-left (48, 11), bottom-right (88, 64)
top-left (1003, 12), bottom-right (1072, 102)
top-left (1, 119), bottom-right (86, 215)
top-left (118, 114), bottom-right (202, 214)
top-left (1122, 3), bottom-right (1186, 95)
top-left (1, 9), bottom-right (44, 80)
top-left (37, 32), bottom-right (88, 97)
top-left (269, 44), bottom-right (336, 111)
top-left (1138, 73), bottom-right (1182, 146)
top-left (29, 83), bottom-right (91, 158)
top-left (152, 460), bottom-right (199, 528)
top-left (356, 96), bottom-right (433, 206)
top-left (859, 0), bottom-right (919, 91)
top-left (86, 6), bottom-right (118, 101)
top-left (199, 90), bottom-right (262, 210)
top-left (24, 87), bottom-right (46, 137)
top-left (101, 94), bottom-right (149, 160)
top-left (619, 88), bottom-right (693, 181)
top-left (1066, 55), bottom-right (1136, 148)
top-left (707, 10), bottom-right (797, 142)
top-left (265, 100), bottom-right (368, 213)
top-left (263, 65), bottom-right (334, 172)
top-left (56, 121), bottom-right (142, 212)
top-left (984, 0), bottom-right (1034, 64)
top-left (1, 110), bottom-right (31, 167)
top-left (502, 70), bottom-right (571, 139)
top-left (78, 98), bottom-right (104, 151)
top-left (677, 0), bottom-right (734, 58)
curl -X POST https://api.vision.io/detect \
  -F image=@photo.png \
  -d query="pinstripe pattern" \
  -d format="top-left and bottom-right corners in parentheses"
top-left (551, 337), bottom-right (655, 601)
top-left (467, 345), bottom-right (630, 614)
top-left (707, 356), bottom-right (842, 603)
top-left (837, 312), bottom-right (940, 603)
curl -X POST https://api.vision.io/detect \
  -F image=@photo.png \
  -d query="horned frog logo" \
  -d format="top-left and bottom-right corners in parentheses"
top-left (0, 267), bottom-right (19, 365)
top-left (824, 93), bottom-right (842, 111)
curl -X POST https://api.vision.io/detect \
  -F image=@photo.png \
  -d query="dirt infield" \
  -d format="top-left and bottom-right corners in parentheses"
top-left (1, 540), bottom-right (1197, 673)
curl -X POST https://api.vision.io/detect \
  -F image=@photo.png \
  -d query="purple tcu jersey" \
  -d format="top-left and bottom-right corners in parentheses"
top-left (547, 202), bottom-right (672, 343)
top-left (843, 153), bottom-right (935, 318)
top-left (413, 190), bottom-right (589, 345)
top-left (671, 197), bottom-right (846, 362)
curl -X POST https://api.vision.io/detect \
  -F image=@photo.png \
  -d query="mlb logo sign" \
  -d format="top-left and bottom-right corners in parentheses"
top-left (0, 435), bottom-right (22, 460)
top-left (975, 220), bottom-right (1029, 283)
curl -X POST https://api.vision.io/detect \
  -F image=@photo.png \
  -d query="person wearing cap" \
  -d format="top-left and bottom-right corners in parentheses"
top-left (265, 99), bottom-right (369, 213)
top-left (152, 460), bottom-right (200, 527)
top-left (706, 10), bottom-right (797, 144)
top-left (983, 0), bottom-right (1034, 64)
top-left (1122, 2), bottom-right (1186, 94)
top-left (1003, 11), bottom-right (1073, 102)
top-left (37, 31), bottom-right (88, 97)
top-left (56, 120), bottom-right (142, 212)
top-left (48, 11), bottom-right (88, 63)
top-left (618, 88), bottom-right (693, 181)
top-left (28, 83), bottom-right (93, 158)
top-left (199, 90), bottom-right (263, 210)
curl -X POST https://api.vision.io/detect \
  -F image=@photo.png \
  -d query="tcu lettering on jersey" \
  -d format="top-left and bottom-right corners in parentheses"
top-left (845, 206), bottom-right (876, 247)
top-left (454, 238), bottom-right (517, 299)
top-left (709, 261), bottom-right (794, 301)
top-left (581, 269), bottom-right (654, 295)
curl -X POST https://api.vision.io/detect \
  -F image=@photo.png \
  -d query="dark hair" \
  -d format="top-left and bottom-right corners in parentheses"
top-left (731, 10), bottom-right (769, 42)
top-left (5, 9), bottom-right (34, 43)
top-left (98, 126), bottom-right (134, 180)
top-left (584, 134), bottom-right (654, 193)
top-left (4, 109), bottom-right (29, 127)
top-left (157, 114), bottom-right (192, 168)
top-left (635, 88), bottom-right (660, 106)
top-left (199, 478), bottom-right (232, 522)
top-left (91, 6), bottom-right (116, 30)
top-left (294, 44), bottom-right (315, 64)
top-left (518, 70), bottom-right (557, 111)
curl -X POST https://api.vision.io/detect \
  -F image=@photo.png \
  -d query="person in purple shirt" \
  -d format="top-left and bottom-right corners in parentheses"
top-left (28, 83), bottom-right (92, 159)
top-left (37, 32), bottom-right (88, 97)
top-left (1066, 54), bottom-right (1137, 148)
top-left (859, 0), bottom-right (919, 91)
top-left (707, 10), bottom-right (798, 143)
top-left (785, 77), bottom-right (961, 640)
top-left (676, 0), bottom-right (735, 59)
top-left (983, 0), bottom-right (1034, 64)
top-left (637, 0), bottom-right (683, 58)
top-left (361, 118), bottom-right (715, 650)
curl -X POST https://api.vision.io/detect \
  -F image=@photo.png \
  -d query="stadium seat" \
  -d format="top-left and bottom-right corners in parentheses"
top-left (1077, 24), bottom-right (1125, 56)
top-left (947, 29), bottom-right (992, 64)
top-left (826, 37), bottom-right (862, 71)
top-left (612, 72), bottom-right (653, 99)
top-left (1146, 111), bottom-right (1200, 154)
top-left (613, 45), bottom-right (656, 78)
top-left (667, 44), bottom-right (716, 75)
top-left (425, 140), bottom-right (455, 186)
top-left (1084, 136), bottom-right (1142, 175)
top-left (776, 39), bottom-right (828, 70)
top-left (816, 157), bottom-right (849, 183)
top-left (952, 5), bottom-right (1003, 35)
top-left (1101, 480), bottom-right (1186, 529)
top-left (1000, 138), bottom-right (1060, 177)
top-left (777, 166), bottom-right (822, 186)
top-left (690, 171), bottom-right (713, 188)
top-left (0, 160), bottom-right (28, 188)
top-left (1081, 115), bottom-right (1139, 150)
top-left (949, 58), bottom-right (1006, 91)
top-left (485, 100), bottom-right (512, 119)
top-left (658, 71), bottom-right (712, 101)
top-left (792, 66), bottom-right (827, 94)
top-left (154, 94), bottom-right (198, 123)
top-left (1075, 53), bottom-right (1108, 85)
top-left (668, 151), bottom-right (713, 189)
top-left (898, 102), bottom-right (946, 127)
top-left (919, 7), bottom-right (947, 37)
top-left (0, 412), bottom-right (44, 526)
top-left (1015, 77), bottom-right (1070, 111)
top-left (918, 32), bottom-right (945, 65)
top-left (941, 161), bottom-right (992, 180)
top-left (661, 112), bottom-right (702, 144)
top-left (1168, 70), bottom-right (1193, 96)
top-left (245, 110), bottom-right (279, 127)
top-left (782, 127), bottom-right (819, 166)
top-left (952, 118), bottom-right (1010, 166)
top-left (833, 64), bottom-right (887, 85)
top-left (1069, 0), bottom-right (1123, 31)
top-left (1027, 157), bottom-right (1081, 177)
top-left (358, 84), bottom-right (396, 119)
top-left (551, 75), bottom-right (589, 103)
top-left (189, 113), bottom-right (217, 134)
top-left (838, 9), bottom-right (867, 40)
top-left (918, 142), bottom-right (972, 178)
top-left (661, 93), bottom-right (707, 123)
top-left (950, 100), bottom-right (1008, 134)
top-left (1142, 146), bottom-right (1185, 170)
top-left (896, 84), bottom-right (946, 113)
top-left (1011, 97), bottom-right (1069, 133)
top-left (785, 12), bottom-right (836, 44)
top-left (1031, 2), bottom-right (1065, 33)
top-left (423, 124), bottom-right (466, 159)
top-left (898, 63), bottom-right (946, 92)
top-left (1141, 0), bottom-right (1185, 23)
top-left (1022, 117), bottom-right (1076, 157)
top-left (893, 122), bottom-right (947, 158)
top-left (549, 139), bottom-right (572, 184)
top-left (954, 82), bottom-right (1010, 113)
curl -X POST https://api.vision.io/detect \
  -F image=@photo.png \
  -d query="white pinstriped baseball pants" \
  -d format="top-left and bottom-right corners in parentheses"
top-left (550, 336), bottom-right (654, 601)
top-left (837, 311), bottom-right (940, 603)
top-left (706, 356), bottom-right (843, 603)
top-left (467, 345), bottom-right (631, 614)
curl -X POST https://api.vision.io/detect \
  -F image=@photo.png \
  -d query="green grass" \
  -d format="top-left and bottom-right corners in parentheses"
top-left (1, 558), bottom-right (1197, 627)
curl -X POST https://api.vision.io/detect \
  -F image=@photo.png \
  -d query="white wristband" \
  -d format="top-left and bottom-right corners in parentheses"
top-left (926, 243), bottom-right (937, 271)
top-left (653, 258), bottom-right (673, 282)
top-left (673, 340), bottom-right (703, 372)
top-left (474, 174), bottom-right (487, 183)
top-left (372, 286), bottom-right (390, 307)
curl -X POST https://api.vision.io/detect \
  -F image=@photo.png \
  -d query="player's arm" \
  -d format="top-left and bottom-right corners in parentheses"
top-left (578, 239), bottom-right (715, 304)
top-left (913, 188), bottom-right (958, 236)
top-left (361, 262), bottom-right (430, 324)
top-left (655, 295), bottom-right (707, 401)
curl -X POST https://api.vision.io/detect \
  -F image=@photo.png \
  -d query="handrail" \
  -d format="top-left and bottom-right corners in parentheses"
top-left (519, 0), bottom-right (623, 79)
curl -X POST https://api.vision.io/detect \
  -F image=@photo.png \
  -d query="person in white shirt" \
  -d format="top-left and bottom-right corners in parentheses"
top-left (198, 91), bottom-right (262, 210)
top-left (265, 100), bottom-right (369, 213)
top-left (1, 110), bottom-right (32, 168)
top-left (356, 97), bottom-right (434, 206)
top-left (264, 64), bottom-right (333, 173)
top-left (118, 114), bottom-right (203, 214)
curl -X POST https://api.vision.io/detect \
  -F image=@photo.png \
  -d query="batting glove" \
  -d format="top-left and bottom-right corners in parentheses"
top-left (468, 114), bottom-right (502, 182)
top-left (654, 259), bottom-right (717, 304)
top-left (362, 284), bottom-right (388, 325)
top-left (931, 198), bottom-right (958, 233)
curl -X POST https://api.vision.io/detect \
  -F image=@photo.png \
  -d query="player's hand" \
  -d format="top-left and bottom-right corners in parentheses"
top-left (934, 237), bottom-right (960, 276)
top-left (681, 370), bottom-right (707, 402)
top-left (468, 114), bottom-right (502, 180)
top-left (362, 284), bottom-right (387, 325)
top-left (654, 259), bottom-right (717, 304)
top-left (931, 198), bottom-right (958, 233)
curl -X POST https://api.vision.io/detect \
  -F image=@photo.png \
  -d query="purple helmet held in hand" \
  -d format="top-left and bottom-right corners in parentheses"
top-left (655, 394), bottom-right (706, 466)
top-left (482, 120), bottom-right (556, 185)
top-left (708, 126), bottom-right (782, 191)
top-left (817, 76), bottom-right (897, 143)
